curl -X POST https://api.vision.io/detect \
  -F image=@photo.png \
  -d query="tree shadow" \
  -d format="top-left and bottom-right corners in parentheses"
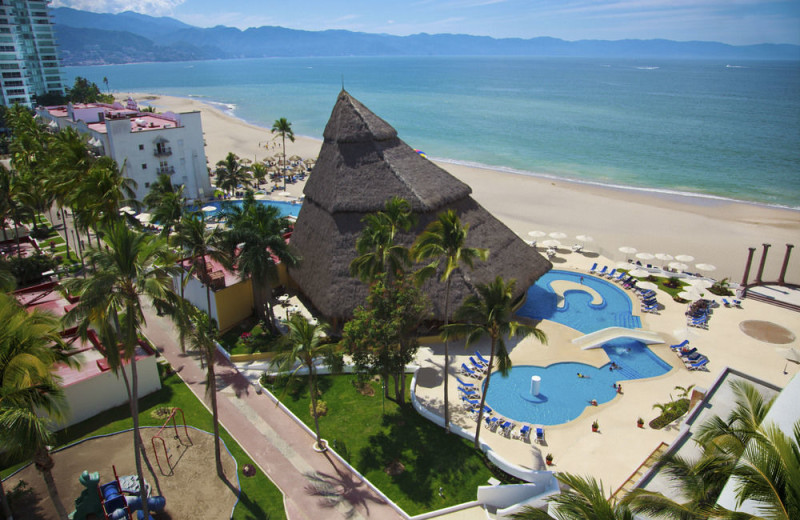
top-left (303, 451), bottom-right (387, 519)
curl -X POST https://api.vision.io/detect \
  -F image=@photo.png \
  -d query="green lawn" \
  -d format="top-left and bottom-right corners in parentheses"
top-left (269, 374), bottom-right (495, 515)
top-left (1, 365), bottom-right (286, 520)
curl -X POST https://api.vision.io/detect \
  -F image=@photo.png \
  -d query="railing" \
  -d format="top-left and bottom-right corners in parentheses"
top-left (156, 165), bottom-right (175, 175)
top-left (153, 147), bottom-right (172, 157)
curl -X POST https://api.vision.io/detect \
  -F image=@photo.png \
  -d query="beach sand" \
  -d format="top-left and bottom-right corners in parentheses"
top-left (123, 92), bottom-right (800, 282)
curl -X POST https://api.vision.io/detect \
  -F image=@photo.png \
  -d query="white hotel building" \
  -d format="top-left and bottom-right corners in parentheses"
top-left (36, 97), bottom-right (212, 201)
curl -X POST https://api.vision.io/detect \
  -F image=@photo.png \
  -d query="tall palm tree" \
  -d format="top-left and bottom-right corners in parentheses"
top-left (63, 221), bottom-right (180, 520)
top-left (271, 314), bottom-right (338, 451)
top-left (511, 473), bottom-right (633, 520)
top-left (224, 193), bottom-right (299, 331)
top-left (144, 173), bottom-right (185, 236)
top-left (443, 276), bottom-right (546, 449)
top-left (412, 209), bottom-right (488, 433)
top-left (0, 293), bottom-right (75, 518)
top-left (185, 306), bottom-right (225, 478)
top-left (214, 152), bottom-right (249, 196)
top-left (173, 211), bottom-right (230, 321)
top-left (271, 118), bottom-right (294, 191)
top-left (350, 196), bottom-right (416, 283)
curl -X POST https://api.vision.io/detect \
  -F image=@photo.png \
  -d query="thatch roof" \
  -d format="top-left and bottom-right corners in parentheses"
top-left (289, 90), bottom-right (551, 321)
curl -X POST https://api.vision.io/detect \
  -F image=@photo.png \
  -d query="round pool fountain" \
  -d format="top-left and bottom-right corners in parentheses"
top-left (530, 375), bottom-right (541, 396)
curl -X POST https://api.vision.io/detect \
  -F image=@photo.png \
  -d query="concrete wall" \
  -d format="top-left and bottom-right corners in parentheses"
top-left (216, 279), bottom-right (254, 332)
top-left (182, 274), bottom-right (218, 323)
top-left (57, 355), bottom-right (161, 428)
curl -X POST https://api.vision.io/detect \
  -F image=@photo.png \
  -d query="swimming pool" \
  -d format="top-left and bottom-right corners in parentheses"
top-left (485, 338), bottom-right (671, 425)
top-left (517, 270), bottom-right (641, 333)
top-left (189, 199), bottom-right (301, 219)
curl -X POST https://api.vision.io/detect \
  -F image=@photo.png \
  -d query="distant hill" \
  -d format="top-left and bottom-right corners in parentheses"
top-left (52, 7), bottom-right (800, 66)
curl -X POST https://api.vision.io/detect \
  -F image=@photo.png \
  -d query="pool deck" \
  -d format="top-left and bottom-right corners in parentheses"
top-left (412, 250), bottom-right (800, 495)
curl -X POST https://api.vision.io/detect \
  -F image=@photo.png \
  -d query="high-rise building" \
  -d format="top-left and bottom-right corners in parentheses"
top-left (0, 0), bottom-right (64, 107)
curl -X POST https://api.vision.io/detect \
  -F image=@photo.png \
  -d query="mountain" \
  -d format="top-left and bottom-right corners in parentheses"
top-left (52, 7), bottom-right (800, 66)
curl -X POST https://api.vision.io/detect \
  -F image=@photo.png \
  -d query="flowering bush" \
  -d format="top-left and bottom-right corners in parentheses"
top-left (240, 332), bottom-right (252, 343)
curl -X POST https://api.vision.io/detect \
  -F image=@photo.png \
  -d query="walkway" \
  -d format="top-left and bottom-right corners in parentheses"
top-left (141, 304), bottom-right (407, 520)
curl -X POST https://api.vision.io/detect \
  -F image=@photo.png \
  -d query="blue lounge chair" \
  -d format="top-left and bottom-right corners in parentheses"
top-left (589, 262), bottom-right (598, 273)
top-left (535, 427), bottom-right (545, 444)
top-left (484, 416), bottom-right (499, 431)
top-left (606, 268), bottom-right (617, 279)
top-left (460, 363), bottom-right (480, 378)
top-left (470, 357), bottom-right (487, 371)
top-left (678, 347), bottom-right (697, 358)
top-left (684, 352), bottom-right (703, 362)
top-left (670, 340), bottom-right (689, 350)
top-left (614, 271), bottom-right (627, 282)
top-left (458, 386), bottom-right (479, 397)
top-left (456, 376), bottom-right (475, 387)
top-left (733, 299), bottom-right (742, 307)
top-left (722, 298), bottom-right (731, 307)
top-left (597, 265), bottom-right (608, 276)
top-left (500, 421), bottom-right (515, 436)
top-left (476, 351), bottom-right (490, 365)
top-left (461, 395), bottom-right (480, 407)
top-left (688, 358), bottom-right (709, 371)
top-left (517, 424), bottom-right (531, 441)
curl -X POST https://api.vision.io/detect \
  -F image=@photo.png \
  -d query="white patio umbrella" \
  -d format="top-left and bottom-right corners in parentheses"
top-left (678, 290), bottom-right (702, 301)
top-left (669, 262), bottom-right (688, 271)
top-left (654, 253), bottom-right (674, 262)
top-left (675, 254), bottom-right (695, 263)
top-left (135, 212), bottom-right (152, 223)
top-left (542, 239), bottom-right (562, 248)
top-left (628, 268), bottom-right (651, 278)
top-left (636, 252), bottom-right (655, 261)
top-left (696, 263), bottom-right (717, 272)
top-left (686, 279), bottom-right (713, 289)
top-left (549, 232), bottom-right (567, 239)
top-left (619, 246), bottom-right (637, 254)
top-left (576, 234), bottom-right (594, 243)
top-left (201, 205), bottom-right (216, 212)
top-left (637, 281), bottom-right (658, 291)
top-left (617, 261), bottom-right (634, 269)
top-left (119, 205), bottom-right (133, 214)
top-left (528, 230), bottom-right (546, 238)
top-left (782, 347), bottom-right (800, 363)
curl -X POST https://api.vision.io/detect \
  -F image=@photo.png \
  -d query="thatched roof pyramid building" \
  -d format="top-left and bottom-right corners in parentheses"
top-left (289, 90), bottom-right (551, 322)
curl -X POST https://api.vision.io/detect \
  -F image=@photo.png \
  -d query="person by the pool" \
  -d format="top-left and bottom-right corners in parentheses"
top-left (577, 372), bottom-right (589, 378)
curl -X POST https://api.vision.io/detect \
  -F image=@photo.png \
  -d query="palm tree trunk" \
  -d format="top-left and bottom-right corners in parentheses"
top-left (130, 355), bottom-right (150, 519)
top-left (308, 368), bottom-right (324, 450)
top-left (443, 281), bottom-right (451, 433)
top-left (473, 337), bottom-right (496, 449)
top-left (282, 135), bottom-right (287, 191)
top-left (34, 449), bottom-right (68, 519)
top-left (1, 478), bottom-right (13, 520)
top-left (209, 361), bottom-right (224, 478)
top-left (59, 209), bottom-right (70, 260)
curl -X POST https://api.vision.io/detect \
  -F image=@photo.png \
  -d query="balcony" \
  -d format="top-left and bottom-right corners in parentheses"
top-left (156, 165), bottom-right (175, 175)
top-left (153, 146), bottom-right (172, 157)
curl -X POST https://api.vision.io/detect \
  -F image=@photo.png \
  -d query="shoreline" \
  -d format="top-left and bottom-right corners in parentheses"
top-left (121, 91), bottom-right (800, 281)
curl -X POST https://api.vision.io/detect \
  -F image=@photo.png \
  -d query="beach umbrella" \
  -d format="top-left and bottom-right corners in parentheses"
top-left (669, 262), bottom-right (688, 271)
top-left (619, 246), bottom-right (637, 255)
top-left (629, 268), bottom-right (651, 278)
top-left (696, 263), bottom-right (716, 272)
top-left (119, 205), bottom-right (133, 215)
top-left (135, 212), bottom-right (152, 223)
top-left (782, 347), bottom-right (800, 364)
top-left (576, 234), bottom-right (594, 243)
top-left (528, 230), bottom-right (546, 238)
top-left (686, 279), bottom-right (713, 289)
top-left (678, 290), bottom-right (702, 301)
top-left (637, 281), bottom-right (658, 291)
top-left (617, 261), bottom-right (634, 269)
top-left (542, 239), bottom-right (561, 248)
top-left (655, 253), bottom-right (674, 262)
top-left (675, 254), bottom-right (695, 263)
top-left (201, 205), bottom-right (216, 212)
top-left (549, 232), bottom-right (567, 239)
top-left (636, 252), bottom-right (655, 261)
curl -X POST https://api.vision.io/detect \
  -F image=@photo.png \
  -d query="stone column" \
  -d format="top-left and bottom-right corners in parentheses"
top-left (755, 243), bottom-right (771, 283)
top-left (778, 244), bottom-right (794, 285)
top-left (741, 247), bottom-right (756, 287)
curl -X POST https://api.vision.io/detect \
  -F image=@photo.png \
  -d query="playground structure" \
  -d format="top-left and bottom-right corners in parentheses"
top-left (151, 407), bottom-right (192, 475)
top-left (69, 466), bottom-right (166, 520)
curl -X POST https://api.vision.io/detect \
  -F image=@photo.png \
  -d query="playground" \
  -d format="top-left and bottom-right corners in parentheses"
top-left (3, 427), bottom-right (238, 519)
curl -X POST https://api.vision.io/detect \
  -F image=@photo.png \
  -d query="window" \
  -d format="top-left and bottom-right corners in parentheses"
top-left (141, 164), bottom-right (147, 170)
top-left (139, 144), bottom-right (144, 150)
top-left (145, 182), bottom-right (150, 188)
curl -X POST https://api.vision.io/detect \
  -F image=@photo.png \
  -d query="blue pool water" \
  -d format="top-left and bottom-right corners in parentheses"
top-left (486, 338), bottom-right (671, 425)
top-left (188, 199), bottom-right (301, 219)
top-left (517, 270), bottom-right (641, 333)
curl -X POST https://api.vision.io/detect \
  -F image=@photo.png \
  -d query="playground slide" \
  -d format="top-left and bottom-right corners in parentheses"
top-left (571, 327), bottom-right (664, 350)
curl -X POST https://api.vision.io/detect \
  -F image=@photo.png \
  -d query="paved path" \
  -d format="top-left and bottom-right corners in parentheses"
top-left (141, 305), bottom-right (407, 520)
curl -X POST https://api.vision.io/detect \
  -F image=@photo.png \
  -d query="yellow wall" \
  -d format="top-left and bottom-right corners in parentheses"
top-left (216, 279), bottom-right (254, 332)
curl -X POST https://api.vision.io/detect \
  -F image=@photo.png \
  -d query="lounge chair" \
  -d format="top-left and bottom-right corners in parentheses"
top-left (687, 358), bottom-right (709, 371)
top-left (460, 363), bottom-right (480, 378)
top-left (733, 299), bottom-right (742, 307)
top-left (571, 244), bottom-right (583, 253)
top-left (684, 352), bottom-right (703, 362)
top-left (461, 395), bottom-right (480, 408)
top-left (484, 416), bottom-right (499, 431)
top-left (517, 424), bottom-right (531, 441)
top-left (500, 421), bottom-right (515, 437)
top-left (470, 356), bottom-right (487, 371)
top-left (722, 298), bottom-right (731, 307)
top-left (614, 271), bottom-right (627, 282)
top-left (589, 262), bottom-right (598, 273)
top-left (670, 340), bottom-right (689, 350)
top-left (476, 351), bottom-right (490, 365)
top-left (456, 376), bottom-right (475, 388)
top-left (678, 347), bottom-right (697, 358)
top-left (458, 386), bottom-right (479, 397)
top-left (606, 268), bottom-right (617, 279)
top-left (597, 265), bottom-right (608, 276)
top-left (535, 427), bottom-right (545, 444)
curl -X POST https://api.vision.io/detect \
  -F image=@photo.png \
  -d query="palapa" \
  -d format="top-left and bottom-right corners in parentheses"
top-left (289, 90), bottom-right (552, 321)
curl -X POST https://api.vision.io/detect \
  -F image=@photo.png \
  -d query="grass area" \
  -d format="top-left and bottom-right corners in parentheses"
top-left (219, 317), bottom-right (281, 355)
top-left (268, 374), bottom-right (495, 515)
top-left (1, 364), bottom-right (286, 520)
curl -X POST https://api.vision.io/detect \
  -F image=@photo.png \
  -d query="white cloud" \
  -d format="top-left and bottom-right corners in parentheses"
top-left (51, 0), bottom-right (186, 16)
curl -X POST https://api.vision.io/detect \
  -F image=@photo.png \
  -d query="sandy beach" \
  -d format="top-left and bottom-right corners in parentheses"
top-left (124, 92), bottom-right (800, 282)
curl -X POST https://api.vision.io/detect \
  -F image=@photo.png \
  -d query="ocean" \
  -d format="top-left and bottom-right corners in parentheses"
top-left (64, 56), bottom-right (800, 209)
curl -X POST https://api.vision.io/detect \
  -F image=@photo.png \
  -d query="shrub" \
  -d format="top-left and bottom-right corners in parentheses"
top-left (310, 399), bottom-right (328, 418)
top-left (649, 398), bottom-right (690, 429)
top-left (708, 277), bottom-right (734, 296)
top-left (2, 253), bottom-right (55, 286)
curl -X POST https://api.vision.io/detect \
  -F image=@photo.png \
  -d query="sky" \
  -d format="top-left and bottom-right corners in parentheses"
top-left (51, 0), bottom-right (800, 46)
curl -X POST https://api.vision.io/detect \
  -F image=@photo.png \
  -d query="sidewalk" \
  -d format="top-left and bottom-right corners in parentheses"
top-left (141, 305), bottom-right (407, 520)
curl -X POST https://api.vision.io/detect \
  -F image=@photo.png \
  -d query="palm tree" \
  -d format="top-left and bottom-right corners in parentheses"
top-left (271, 314), bottom-right (339, 451)
top-left (185, 306), bottom-right (225, 478)
top-left (0, 293), bottom-right (75, 518)
top-left (511, 473), bottom-right (633, 519)
top-left (350, 196), bottom-right (416, 283)
top-left (412, 209), bottom-right (488, 433)
top-left (173, 211), bottom-right (230, 321)
top-left (271, 118), bottom-right (294, 191)
top-left (63, 221), bottom-right (180, 520)
top-left (224, 193), bottom-right (299, 331)
top-left (443, 276), bottom-right (546, 449)
top-left (214, 152), bottom-right (249, 196)
top-left (144, 173), bottom-right (185, 236)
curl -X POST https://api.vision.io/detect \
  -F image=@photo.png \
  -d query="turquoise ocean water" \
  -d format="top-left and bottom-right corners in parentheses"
top-left (65, 57), bottom-right (800, 208)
